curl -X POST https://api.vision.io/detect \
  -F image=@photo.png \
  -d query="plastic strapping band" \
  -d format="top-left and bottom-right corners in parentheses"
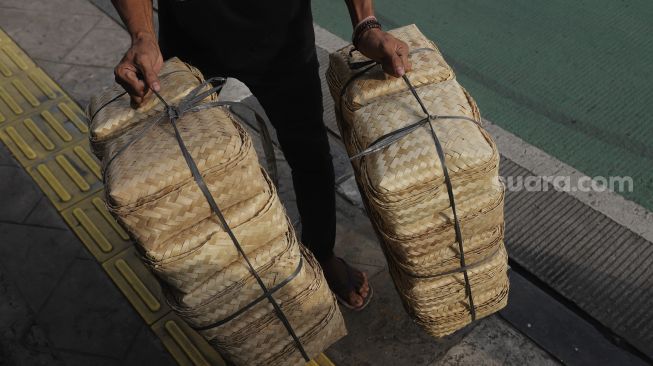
top-left (193, 257), bottom-right (304, 330)
top-left (339, 50), bottom-right (478, 322)
top-left (99, 77), bottom-right (309, 361)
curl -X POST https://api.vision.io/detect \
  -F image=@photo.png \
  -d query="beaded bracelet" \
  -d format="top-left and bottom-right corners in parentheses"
top-left (352, 17), bottom-right (382, 48)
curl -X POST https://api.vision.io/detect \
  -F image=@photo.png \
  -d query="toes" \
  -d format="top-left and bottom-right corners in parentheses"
top-left (356, 271), bottom-right (370, 297)
top-left (348, 291), bottom-right (364, 308)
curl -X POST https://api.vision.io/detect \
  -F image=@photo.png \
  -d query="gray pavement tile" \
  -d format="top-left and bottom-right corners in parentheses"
top-left (121, 326), bottom-right (177, 366)
top-left (0, 223), bottom-right (80, 311)
top-left (56, 350), bottom-right (121, 366)
top-left (329, 134), bottom-right (354, 182)
top-left (433, 316), bottom-right (559, 366)
top-left (0, 7), bottom-right (101, 62)
top-left (335, 175), bottom-right (364, 209)
top-left (334, 195), bottom-right (386, 277)
top-left (21, 196), bottom-right (69, 231)
top-left (89, 0), bottom-right (161, 36)
top-left (95, 14), bottom-right (122, 30)
top-left (57, 64), bottom-right (114, 107)
top-left (63, 26), bottom-right (129, 68)
top-left (0, 0), bottom-right (102, 16)
top-left (32, 59), bottom-right (73, 81)
top-left (327, 269), bottom-right (460, 366)
top-left (0, 165), bottom-right (43, 223)
top-left (0, 268), bottom-right (63, 366)
top-left (0, 142), bottom-right (18, 167)
top-left (37, 257), bottom-right (145, 360)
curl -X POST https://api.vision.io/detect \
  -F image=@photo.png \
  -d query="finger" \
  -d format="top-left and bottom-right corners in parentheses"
top-left (142, 66), bottom-right (160, 92)
top-left (397, 42), bottom-right (412, 72)
top-left (115, 65), bottom-right (147, 98)
top-left (383, 50), bottom-right (405, 78)
top-left (130, 89), bottom-right (154, 109)
top-left (134, 55), bottom-right (160, 92)
top-left (130, 94), bottom-right (143, 109)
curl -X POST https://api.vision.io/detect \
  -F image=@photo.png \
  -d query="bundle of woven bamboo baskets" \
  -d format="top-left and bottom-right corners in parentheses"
top-left (326, 24), bottom-right (509, 337)
top-left (87, 57), bottom-right (346, 365)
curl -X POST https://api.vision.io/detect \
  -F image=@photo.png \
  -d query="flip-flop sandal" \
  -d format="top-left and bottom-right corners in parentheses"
top-left (333, 258), bottom-right (373, 311)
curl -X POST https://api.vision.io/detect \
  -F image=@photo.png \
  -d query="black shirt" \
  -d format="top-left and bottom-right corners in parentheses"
top-left (158, 0), bottom-right (316, 78)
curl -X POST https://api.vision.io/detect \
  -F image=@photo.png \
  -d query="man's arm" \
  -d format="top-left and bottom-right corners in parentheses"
top-left (112, 0), bottom-right (163, 107)
top-left (344, 0), bottom-right (411, 77)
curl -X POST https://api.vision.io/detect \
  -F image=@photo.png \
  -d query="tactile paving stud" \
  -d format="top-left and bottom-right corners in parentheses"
top-left (103, 247), bottom-right (170, 325)
top-left (0, 72), bottom-right (64, 124)
top-left (27, 141), bottom-right (102, 210)
top-left (0, 35), bottom-right (37, 78)
top-left (152, 313), bottom-right (227, 366)
top-left (307, 354), bottom-right (337, 366)
top-left (0, 97), bottom-right (88, 166)
top-left (61, 190), bottom-right (132, 262)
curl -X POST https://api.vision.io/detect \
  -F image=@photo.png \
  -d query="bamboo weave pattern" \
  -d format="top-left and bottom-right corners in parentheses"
top-left (326, 24), bottom-right (509, 337)
top-left (87, 57), bottom-right (346, 365)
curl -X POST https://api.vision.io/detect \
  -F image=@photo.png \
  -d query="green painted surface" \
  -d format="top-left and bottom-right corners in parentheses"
top-left (313, 0), bottom-right (653, 210)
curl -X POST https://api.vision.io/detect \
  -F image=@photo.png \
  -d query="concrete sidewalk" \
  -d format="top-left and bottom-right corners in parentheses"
top-left (0, 1), bottom-right (559, 365)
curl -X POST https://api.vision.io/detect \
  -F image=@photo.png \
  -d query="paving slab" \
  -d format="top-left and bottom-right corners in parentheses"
top-left (0, 267), bottom-right (63, 366)
top-left (0, 0), bottom-right (102, 16)
top-left (0, 222), bottom-right (81, 311)
top-left (36, 256), bottom-right (154, 361)
top-left (62, 25), bottom-right (129, 68)
top-left (121, 324), bottom-right (178, 366)
top-left (0, 7), bottom-right (101, 62)
top-left (21, 195), bottom-right (69, 230)
top-left (326, 268), bottom-right (467, 366)
top-left (0, 164), bottom-right (42, 222)
top-left (30, 59), bottom-right (73, 81)
top-left (434, 315), bottom-right (558, 366)
top-left (56, 64), bottom-right (114, 108)
top-left (0, 142), bottom-right (16, 166)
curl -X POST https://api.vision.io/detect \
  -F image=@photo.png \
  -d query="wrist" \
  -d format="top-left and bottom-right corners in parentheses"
top-left (131, 30), bottom-right (156, 44)
top-left (352, 17), bottom-right (382, 48)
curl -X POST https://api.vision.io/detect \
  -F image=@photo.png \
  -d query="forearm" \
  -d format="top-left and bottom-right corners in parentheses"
top-left (111, 0), bottom-right (156, 41)
top-left (344, 0), bottom-right (375, 27)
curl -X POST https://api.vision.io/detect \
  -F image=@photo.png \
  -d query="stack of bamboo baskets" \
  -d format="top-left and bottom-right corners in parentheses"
top-left (87, 57), bottom-right (346, 365)
top-left (326, 25), bottom-right (509, 337)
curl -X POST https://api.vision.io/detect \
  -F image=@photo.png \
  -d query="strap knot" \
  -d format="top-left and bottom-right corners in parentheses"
top-left (167, 105), bottom-right (181, 120)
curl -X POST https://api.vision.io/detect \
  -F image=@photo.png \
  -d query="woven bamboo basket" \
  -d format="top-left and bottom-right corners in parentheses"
top-left (87, 57), bottom-right (213, 159)
top-left (88, 58), bottom-right (346, 365)
top-left (326, 24), bottom-right (509, 337)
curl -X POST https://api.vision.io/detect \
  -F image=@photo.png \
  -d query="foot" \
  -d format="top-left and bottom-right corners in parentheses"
top-left (320, 255), bottom-right (370, 309)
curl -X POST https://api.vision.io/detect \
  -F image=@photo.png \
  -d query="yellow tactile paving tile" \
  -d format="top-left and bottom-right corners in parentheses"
top-left (0, 71), bottom-right (65, 126)
top-left (26, 141), bottom-right (102, 210)
top-left (0, 97), bottom-right (87, 167)
top-left (61, 190), bottom-right (133, 262)
top-left (308, 353), bottom-right (336, 366)
top-left (0, 25), bottom-right (336, 366)
top-left (103, 247), bottom-right (172, 325)
top-left (153, 313), bottom-right (227, 366)
top-left (0, 29), bottom-right (37, 77)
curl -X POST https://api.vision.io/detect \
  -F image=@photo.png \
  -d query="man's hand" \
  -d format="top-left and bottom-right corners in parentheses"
top-left (114, 32), bottom-right (163, 108)
top-left (356, 28), bottom-right (411, 78)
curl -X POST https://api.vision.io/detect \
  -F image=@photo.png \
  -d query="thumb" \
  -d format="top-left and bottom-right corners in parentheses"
top-left (142, 67), bottom-right (160, 93)
top-left (384, 51), bottom-right (405, 78)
